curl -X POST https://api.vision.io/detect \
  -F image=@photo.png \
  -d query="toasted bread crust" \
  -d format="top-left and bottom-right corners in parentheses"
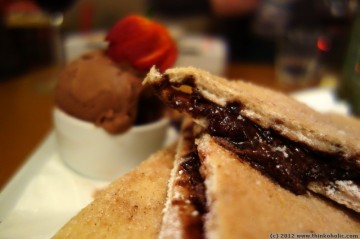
top-left (308, 180), bottom-right (360, 213)
top-left (197, 134), bottom-right (360, 239)
top-left (53, 146), bottom-right (175, 239)
top-left (159, 119), bottom-right (194, 239)
top-left (159, 118), bottom-right (204, 239)
top-left (144, 67), bottom-right (360, 167)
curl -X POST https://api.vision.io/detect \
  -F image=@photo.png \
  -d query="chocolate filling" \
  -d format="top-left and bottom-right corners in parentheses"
top-left (178, 154), bottom-right (207, 215)
top-left (172, 123), bottom-right (207, 239)
top-left (153, 76), bottom-right (360, 195)
top-left (176, 151), bottom-right (206, 239)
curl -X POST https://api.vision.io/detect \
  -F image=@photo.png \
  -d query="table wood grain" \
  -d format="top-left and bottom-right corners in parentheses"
top-left (0, 66), bottom-right (58, 190)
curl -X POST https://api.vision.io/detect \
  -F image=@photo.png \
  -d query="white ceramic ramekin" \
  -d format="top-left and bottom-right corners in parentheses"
top-left (53, 107), bottom-right (170, 181)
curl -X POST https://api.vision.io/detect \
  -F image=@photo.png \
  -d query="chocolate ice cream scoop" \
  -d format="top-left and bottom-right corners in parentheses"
top-left (55, 51), bottom-right (142, 134)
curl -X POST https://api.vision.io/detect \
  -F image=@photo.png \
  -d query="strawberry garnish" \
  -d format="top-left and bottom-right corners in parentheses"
top-left (106, 15), bottom-right (177, 72)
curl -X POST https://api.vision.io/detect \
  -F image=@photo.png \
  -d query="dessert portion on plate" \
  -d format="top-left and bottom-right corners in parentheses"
top-left (55, 15), bottom-right (178, 134)
top-left (53, 15), bottom-right (177, 180)
top-left (159, 118), bottom-right (205, 239)
top-left (144, 66), bottom-right (360, 213)
top-left (53, 66), bottom-right (359, 238)
top-left (53, 144), bottom-right (176, 239)
top-left (55, 50), bottom-right (143, 134)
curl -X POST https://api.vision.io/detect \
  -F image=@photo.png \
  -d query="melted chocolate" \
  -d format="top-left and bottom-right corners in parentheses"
top-left (135, 87), bottom-right (165, 125)
top-left (154, 76), bottom-right (360, 195)
top-left (174, 152), bottom-right (206, 239)
top-left (178, 152), bottom-right (207, 215)
top-left (171, 123), bottom-right (206, 239)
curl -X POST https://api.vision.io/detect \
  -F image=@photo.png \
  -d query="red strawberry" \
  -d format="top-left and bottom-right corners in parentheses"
top-left (106, 15), bottom-right (177, 72)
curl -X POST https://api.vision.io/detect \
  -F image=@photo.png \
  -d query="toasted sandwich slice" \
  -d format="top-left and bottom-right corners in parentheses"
top-left (159, 118), bottom-right (205, 239)
top-left (53, 145), bottom-right (175, 239)
top-left (143, 66), bottom-right (360, 212)
top-left (196, 134), bottom-right (360, 239)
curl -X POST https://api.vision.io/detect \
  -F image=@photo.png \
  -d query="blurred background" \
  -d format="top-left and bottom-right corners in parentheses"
top-left (0, 0), bottom-right (358, 79)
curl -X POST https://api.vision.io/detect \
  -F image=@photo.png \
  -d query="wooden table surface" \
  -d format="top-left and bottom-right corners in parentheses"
top-left (0, 63), bottom-right (307, 191)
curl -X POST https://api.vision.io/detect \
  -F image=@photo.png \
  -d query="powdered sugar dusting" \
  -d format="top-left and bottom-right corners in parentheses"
top-left (335, 180), bottom-right (360, 197)
top-left (191, 210), bottom-right (199, 217)
top-left (272, 146), bottom-right (289, 158)
top-left (324, 182), bottom-right (336, 196)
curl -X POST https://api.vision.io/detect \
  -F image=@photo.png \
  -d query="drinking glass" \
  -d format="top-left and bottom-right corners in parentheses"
top-left (276, 29), bottom-right (321, 87)
top-left (33, 0), bottom-right (76, 93)
top-left (34, 0), bottom-right (76, 66)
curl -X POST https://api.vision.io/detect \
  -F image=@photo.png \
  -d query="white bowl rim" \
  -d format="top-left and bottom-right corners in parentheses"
top-left (54, 107), bottom-right (169, 133)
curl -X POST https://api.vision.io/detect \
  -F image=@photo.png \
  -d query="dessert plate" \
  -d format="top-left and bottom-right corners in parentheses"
top-left (291, 87), bottom-right (349, 115)
top-left (0, 128), bottom-right (177, 239)
top-left (0, 87), bottom-right (350, 239)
